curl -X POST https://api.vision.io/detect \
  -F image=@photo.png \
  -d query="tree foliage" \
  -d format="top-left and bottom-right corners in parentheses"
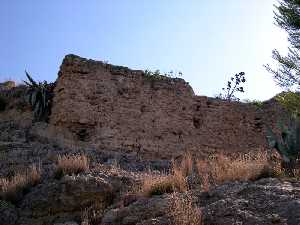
top-left (276, 91), bottom-right (300, 118)
top-left (265, 0), bottom-right (300, 89)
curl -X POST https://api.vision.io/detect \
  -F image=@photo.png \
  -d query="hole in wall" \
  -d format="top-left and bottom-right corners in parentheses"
top-left (77, 129), bottom-right (89, 141)
top-left (193, 117), bottom-right (201, 129)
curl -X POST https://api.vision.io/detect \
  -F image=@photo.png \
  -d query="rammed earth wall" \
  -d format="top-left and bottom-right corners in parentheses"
top-left (50, 54), bottom-right (287, 159)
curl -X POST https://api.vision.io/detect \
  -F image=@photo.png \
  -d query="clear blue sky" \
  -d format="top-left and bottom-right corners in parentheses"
top-left (0, 1), bottom-right (288, 100)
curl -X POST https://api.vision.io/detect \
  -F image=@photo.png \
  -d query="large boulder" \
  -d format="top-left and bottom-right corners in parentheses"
top-left (201, 178), bottom-right (300, 225)
top-left (100, 178), bottom-right (300, 225)
top-left (101, 195), bottom-right (171, 225)
top-left (18, 175), bottom-right (113, 225)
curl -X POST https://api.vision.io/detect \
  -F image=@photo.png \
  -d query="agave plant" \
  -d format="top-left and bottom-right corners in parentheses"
top-left (266, 120), bottom-right (300, 162)
top-left (24, 71), bottom-right (55, 122)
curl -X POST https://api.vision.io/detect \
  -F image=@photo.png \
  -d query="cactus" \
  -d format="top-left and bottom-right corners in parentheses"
top-left (266, 120), bottom-right (300, 162)
top-left (24, 71), bottom-right (55, 122)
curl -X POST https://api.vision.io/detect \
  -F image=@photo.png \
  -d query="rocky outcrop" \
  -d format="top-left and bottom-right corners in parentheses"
top-left (102, 178), bottom-right (300, 225)
top-left (200, 178), bottom-right (300, 224)
top-left (50, 54), bottom-right (287, 159)
top-left (101, 196), bottom-right (171, 225)
top-left (18, 175), bottom-right (113, 225)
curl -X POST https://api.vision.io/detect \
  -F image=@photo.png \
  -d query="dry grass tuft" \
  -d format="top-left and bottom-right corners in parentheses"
top-left (27, 164), bottom-right (41, 186)
top-left (140, 174), bottom-right (178, 197)
top-left (292, 168), bottom-right (300, 178)
top-left (140, 153), bottom-right (194, 197)
top-left (0, 164), bottom-right (41, 202)
top-left (139, 152), bottom-right (196, 197)
top-left (55, 154), bottom-right (89, 178)
top-left (81, 202), bottom-right (106, 225)
top-left (170, 193), bottom-right (202, 225)
top-left (272, 165), bottom-right (300, 178)
top-left (196, 152), bottom-right (270, 190)
top-left (178, 152), bottom-right (194, 177)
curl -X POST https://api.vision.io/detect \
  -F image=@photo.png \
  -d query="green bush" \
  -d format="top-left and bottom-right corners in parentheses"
top-left (243, 99), bottom-right (264, 109)
top-left (275, 91), bottom-right (300, 118)
top-left (144, 69), bottom-right (182, 81)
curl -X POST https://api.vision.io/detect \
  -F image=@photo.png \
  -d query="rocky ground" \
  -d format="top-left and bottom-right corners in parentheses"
top-left (0, 86), bottom-right (300, 225)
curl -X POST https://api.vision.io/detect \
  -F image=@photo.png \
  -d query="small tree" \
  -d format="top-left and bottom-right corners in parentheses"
top-left (265, 1), bottom-right (300, 118)
top-left (265, 0), bottom-right (300, 89)
top-left (218, 72), bottom-right (246, 101)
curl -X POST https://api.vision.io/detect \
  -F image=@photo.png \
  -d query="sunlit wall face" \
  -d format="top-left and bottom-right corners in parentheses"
top-left (0, 0), bottom-right (289, 100)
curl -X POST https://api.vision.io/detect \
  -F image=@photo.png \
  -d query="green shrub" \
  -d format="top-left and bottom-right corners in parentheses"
top-left (144, 69), bottom-right (182, 81)
top-left (2, 81), bottom-right (15, 89)
top-left (243, 99), bottom-right (264, 109)
top-left (275, 91), bottom-right (300, 118)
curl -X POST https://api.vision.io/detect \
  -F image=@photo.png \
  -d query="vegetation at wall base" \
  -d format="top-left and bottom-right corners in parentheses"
top-left (264, 1), bottom-right (300, 172)
top-left (267, 119), bottom-right (300, 165)
top-left (24, 71), bottom-right (55, 122)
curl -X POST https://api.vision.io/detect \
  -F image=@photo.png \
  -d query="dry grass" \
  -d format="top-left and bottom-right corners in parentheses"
top-left (292, 168), bottom-right (300, 178)
top-left (0, 164), bottom-right (41, 202)
top-left (170, 193), bottom-right (202, 225)
top-left (140, 153), bottom-right (194, 197)
top-left (81, 201), bottom-right (107, 225)
top-left (55, 154), bottom-right (89, 178)
top-left (141, 174), bottom-right (178, 197)
top-left (272, 165), bottom-right (300, 178)
top-left (139, 151), bottom-right (274, 196)
top-left (178, 152), bottom-right (193, 177)
top-left (196, 152), bottom-right (270, 190)
top-left (27, 164), bottom-right (41, 185)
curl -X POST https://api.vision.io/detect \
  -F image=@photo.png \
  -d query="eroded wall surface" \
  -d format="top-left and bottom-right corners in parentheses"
top-left (50, 55), bottom-right (285, 159)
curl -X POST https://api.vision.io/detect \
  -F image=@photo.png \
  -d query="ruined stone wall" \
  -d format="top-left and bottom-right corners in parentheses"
top-left (50, 55), bottom-right (284, 159)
